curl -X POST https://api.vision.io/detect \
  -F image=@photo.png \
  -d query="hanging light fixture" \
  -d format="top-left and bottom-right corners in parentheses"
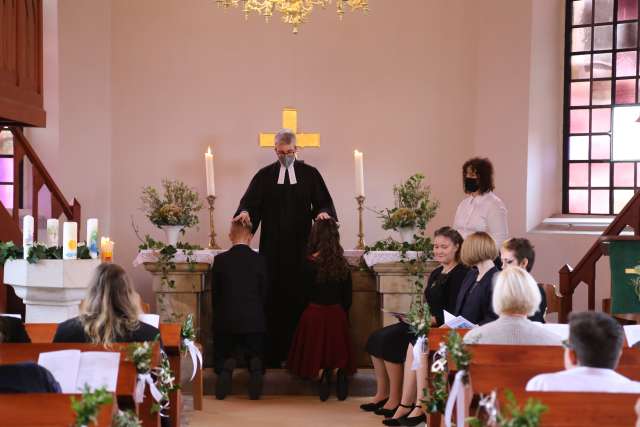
top-left (215, 0), bottom-right (369, 34)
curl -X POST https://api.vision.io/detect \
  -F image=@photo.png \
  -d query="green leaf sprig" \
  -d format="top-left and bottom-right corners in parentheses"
top-left (70, 385), bottom-right (113, 427)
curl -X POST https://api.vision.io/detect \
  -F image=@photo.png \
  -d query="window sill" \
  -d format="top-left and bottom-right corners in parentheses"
top-left (530, 214), bottom-right (634, 236)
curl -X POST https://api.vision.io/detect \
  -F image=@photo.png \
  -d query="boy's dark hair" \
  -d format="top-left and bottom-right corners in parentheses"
top-left (502, 238), bottom-right (535, 272)
top-left (568, 311), bottom-right (624, 369)
top-left (462, 157), bottom-right (495, 194)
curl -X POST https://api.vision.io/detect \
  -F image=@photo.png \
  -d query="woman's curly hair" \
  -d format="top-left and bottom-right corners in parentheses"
top-left (307, 219), bottom-right (350, 283)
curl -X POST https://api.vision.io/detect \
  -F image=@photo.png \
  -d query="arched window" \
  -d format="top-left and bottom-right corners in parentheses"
top-left (564, 0), bottom-right (640, 214)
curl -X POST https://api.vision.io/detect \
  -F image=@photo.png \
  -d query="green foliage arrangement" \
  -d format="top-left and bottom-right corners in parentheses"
top-left (423, 369), bottom-right (448, 414)
top-left (406, 302), bottom-right (432, 338)
top-left (113, 410), bottom-right (142, 427)
top-left (446, 330), bottom-right (472, 384)
top-left (467, 390), bottom-right (547, 427)
top-left (152, 354), bottom-right (179, 415)
top-left (180, 313), bottom-right (197, 353)
top-left (0, 241), bottom-right (91, 266)
top-left (376, 174), bottom-right (439, 231)
top-left (141, 179), bottom-right (202, 230)
top-left (70, 385), bottom-right (113, 427)
top-left (126, 340), bottom-right (154, 374)
top-left (137, 235), bottom-right (202, 289)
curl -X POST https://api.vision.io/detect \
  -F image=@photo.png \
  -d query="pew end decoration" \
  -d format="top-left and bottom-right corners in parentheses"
top-left (181, 313), bottom-right (204, 381)
top-left (444, 330), bottom-right (473, 427)
top-left (126, 341), bottom-right (162, 408)
top-left (422, 342), bottom-right (449, 415)
top-left (70, 385), bottom-right (113, 427)
top-left (467, 389), bottom-right (547, 427)
top-left (113, 410), bottom-right (143, 427)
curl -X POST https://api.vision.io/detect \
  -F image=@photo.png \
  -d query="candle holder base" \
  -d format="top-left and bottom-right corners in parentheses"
top-left (356, 195), bottom-right (366, 250)
top-left (207, 195), bottom-right (221, 250)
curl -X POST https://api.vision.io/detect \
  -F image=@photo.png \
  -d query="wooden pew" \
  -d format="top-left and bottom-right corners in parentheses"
top-left (497, 391), bottom-right (639, 427)
top-left (0, 342), bottom-right (160, 427)
top-left (0, 393), bottom-right (115, 427)
top-left (26, 322), bottom-right (191, 426)
top-left (427, 327), bottom-right (470, 351)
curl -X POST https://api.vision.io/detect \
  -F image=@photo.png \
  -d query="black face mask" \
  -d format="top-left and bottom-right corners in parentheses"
top-left (464, 177), bottom-right (480, 193)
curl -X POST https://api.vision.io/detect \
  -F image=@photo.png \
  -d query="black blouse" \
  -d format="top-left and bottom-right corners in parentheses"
top-left (302, 258), bottom-right (352, 311)
top-left (53, 317), bottom-right (162, 345)
top-left (0, 316), bottom-right (31, 343)
top-left (424, 263), bottom-right (470, 326)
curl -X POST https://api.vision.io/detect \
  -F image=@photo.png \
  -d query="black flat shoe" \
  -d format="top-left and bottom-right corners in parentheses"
top-left (374, 406), bottom-right (399, 418)
top-left (318, 368), bottom-right (332, 402)
top-left (215, 358), bottom-right (236, 400)
top-left (335, 368), bottom-right (348, 401)
top-left (403, 413), bottom-right (426, 426)
top-left (360, 397), bottom-right (389, 412)
top-left (382, 404), bottom-right (415, 425)
top-left (247, 357), bottom-right (264, 400)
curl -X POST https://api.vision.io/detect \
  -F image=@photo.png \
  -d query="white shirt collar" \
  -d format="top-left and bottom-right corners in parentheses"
top-left (277, 162), bottom-right (297, 185)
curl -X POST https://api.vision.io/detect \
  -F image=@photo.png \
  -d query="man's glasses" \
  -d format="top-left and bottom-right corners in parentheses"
top-left (276, 150), bottom-right (296, 157)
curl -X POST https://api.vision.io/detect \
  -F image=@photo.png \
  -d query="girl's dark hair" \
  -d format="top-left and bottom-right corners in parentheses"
top-left (462, 157), bottom-right (495, 194)
top-left (307, 219), bottom-right (350, 283)
top-left (434, 226), bottom-right (464, 262)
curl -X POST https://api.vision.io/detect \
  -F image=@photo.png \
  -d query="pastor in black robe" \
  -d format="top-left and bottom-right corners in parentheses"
top-left (235, 160), bottom-right (337, 365)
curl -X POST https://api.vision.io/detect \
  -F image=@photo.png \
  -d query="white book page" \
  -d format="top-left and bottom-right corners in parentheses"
top-left (0, 313), bottom-right (22, 319)
top-left (624, 325), bottom-right (640, 348)
top-left (37, 350), bottom-right (81, 393)
top-left (75, 352), bottom-right (120, 393)
top-left (541, 323), bottom-right (570, 341)
top-left (443, 310), bottom-right (455, 324)
top-left (138, 314), bottom-right (160, 328)
top-left (444, 316), bottom-right (477, 329)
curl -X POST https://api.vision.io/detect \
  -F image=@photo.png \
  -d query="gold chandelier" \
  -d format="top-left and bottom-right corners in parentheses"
top-left (215, 0), bottom-right (369, 34)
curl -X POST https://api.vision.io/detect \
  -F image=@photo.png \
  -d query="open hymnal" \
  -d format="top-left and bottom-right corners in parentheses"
top-left (538, 323), bottom-right (570, 341)
top-left (138, 313), bottom-right (160, 328)
top-left (37, 350), bottom-right (120, 393)
top-left (624, 325), bottom-right (640, 348)
top-left (442, 310), bottom-right (477, 329)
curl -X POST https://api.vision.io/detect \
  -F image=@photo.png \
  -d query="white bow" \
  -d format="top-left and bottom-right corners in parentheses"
top-left (183, 339), bottom-right (203, 381)
top-left (444, 370), bottom-right (467, 427)
top-left (411, 336), bottom-right (426, 371)
top-left (134, 372), bottom-right (163, 404)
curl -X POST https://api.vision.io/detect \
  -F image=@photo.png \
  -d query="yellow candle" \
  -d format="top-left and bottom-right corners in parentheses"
top-left (205, 146), bottom-right (216, 196)
top-left (354, 150), bottom-right (365, 197)
top-left (100, 237), bottom-right (114, 263)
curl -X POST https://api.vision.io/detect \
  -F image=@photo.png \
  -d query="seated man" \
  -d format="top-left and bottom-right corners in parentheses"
top-left (526, 311), bottom-right (640, 393)
top-left (212, 220), bottom-right (268, 400)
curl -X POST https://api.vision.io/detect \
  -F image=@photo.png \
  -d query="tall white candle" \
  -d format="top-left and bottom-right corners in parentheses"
top-left (46, 219), bottom-right (59, 248)
top-left (354, 150), bottom-right (365, 197)
top-left (86, 218), bottom-right (99, 259)
top-left (205, 146), bottom-right (216, 197)
top-left (23, 215), bottom-right (34, 259)
top-left (63, 222), bottom-right (78, 260)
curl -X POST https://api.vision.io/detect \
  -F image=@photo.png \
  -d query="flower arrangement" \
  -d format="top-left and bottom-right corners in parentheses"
top-left (377, 174), bottom-right (439, 231)
top-left (467, 389), bottom-right (547, 427)
top-left (152, 354), bottom-right (179, 416)
top-left (406, 302), bottom-right (432, 338)
top-left (113, 410), bottom-right (142, 427)
top-left (140, 179), bottom-right (202, 230)
top-left (180, 314), bottom-right (197, 353)
top-left (70, 385), bottom-right (113, 427)
top-left (446, 329), bottom-right (472, 384)
top-left (127, 341), bottom-right (153, 374)
top-left (422, 343), bottom-right (449, 414)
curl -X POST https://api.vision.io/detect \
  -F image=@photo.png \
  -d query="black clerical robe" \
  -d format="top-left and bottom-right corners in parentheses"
top-left (235, 160), bottom-right (336, 364)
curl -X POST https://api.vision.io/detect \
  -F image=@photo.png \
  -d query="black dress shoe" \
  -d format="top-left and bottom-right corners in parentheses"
top-left (403, 413), bottom-right (426, 426)
top-left (382, 404), bottom-right (415, 425)
top-left (247, 357), bottom-right (264, 400)
top-left (360, 397), bottom-right (389, 412)
top-left (318, 368), bottom-right (332, 402)
top-left (215, 358), bottom-right (236, 400)
top-left (374, 406), bottom-right (399, 418)
top-left (335, 368), bottom-right (348, 401)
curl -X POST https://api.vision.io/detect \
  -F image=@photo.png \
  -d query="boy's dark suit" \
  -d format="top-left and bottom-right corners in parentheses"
top-left (212, 244), bottom-right (268, 373)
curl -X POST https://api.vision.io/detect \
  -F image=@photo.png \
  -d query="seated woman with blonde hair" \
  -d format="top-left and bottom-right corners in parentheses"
top-left (463, 266), bottom-right (562, 345)
top-left (53, 263), bottom-right (159, 344)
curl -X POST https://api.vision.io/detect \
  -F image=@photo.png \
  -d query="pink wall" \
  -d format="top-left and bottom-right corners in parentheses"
top-left (30, 0), bottom-right (605, 312)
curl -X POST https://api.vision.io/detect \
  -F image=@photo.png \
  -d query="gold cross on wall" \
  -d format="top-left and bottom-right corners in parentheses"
top-left (259, 107), bottom-right (320, 148)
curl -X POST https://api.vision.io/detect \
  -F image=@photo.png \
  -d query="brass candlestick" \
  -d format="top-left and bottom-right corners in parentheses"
top-left (356, 195), bottom-right (366, 250)
top-left (207, 195), bottom-right (221, 249)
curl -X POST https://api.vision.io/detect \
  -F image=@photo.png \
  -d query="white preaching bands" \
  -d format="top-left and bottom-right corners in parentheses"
top-left (277, 163), bottom-right (297, 185)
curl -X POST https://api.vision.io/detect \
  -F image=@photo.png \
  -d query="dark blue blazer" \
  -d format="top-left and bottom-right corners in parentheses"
top-left (454, 266), bottom-right (500, 325)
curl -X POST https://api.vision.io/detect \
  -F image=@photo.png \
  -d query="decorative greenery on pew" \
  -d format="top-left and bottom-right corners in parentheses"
top-left (180, 313), bottom-right (197, 354)
top-left (127, 340), bottom-right (154, 374)
top-left (446, 329), bottom-right (472, 384)
top-left (406, 301), bottom-right (431, 338)
top-left (113, 410), bottom-right (143, 427)
top-left (70, 385), bottom-right (113, 427)
top-left (136, 234), bottom-right (202, 289)
top-left (0, 241), bottom-right (92, 266)
top-left (422, 344), bottom-right (449, 415)
top-left (467, 389), bottom-right (547, 427)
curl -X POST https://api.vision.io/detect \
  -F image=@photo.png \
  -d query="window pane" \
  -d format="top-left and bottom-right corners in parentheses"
top-left (593, 53), bottom-right (613, 77)
top-left (592, 80), bottom-right (612, 104)
top-left (618, 0), bottom-right (638, 21)
top-left (591, 162), bottom-right (610, 186)
top-left (616, 51), bottom-right (637, 77)
top-left (571, 81), bottom-right (591, 105)
top-left (570, 136), bottom-right (590, 160)
top-left (591, 107), bottom-right (611, 131)
top-left (595, 0), bottom-right (614, 23)
top-left (0, 158), bottom-right (12, 183)
top-left (612, 105), bottom-right (640, 160)
top-left (570, 109), bottom-right (590, 133)
top-left (570, 162), bottom-right (590, 186)
top-left (617, 22), bottom-right (638, 49)
top-left (573, 27), bottom-right (593, 52)
top-left (591, 135), bottom-right (611, 159)
top-left (591, 189), bottom-right (610, 213)
top-left (572, 54), bottom-right (592, 79)
top-left (615, 78), bottom-right (636, 103)
top-left (614, 162), bottom-right (635, 186)
top-left (0, 131), bottom-right (13, 155)
top-left (569, 189), bottom-right (589, 213)
top-left (593, 25), bottom-right (612, 50)
top-left (614, 189), bottom-right (634, 213)
top-left (0, 185), bottom-right (12, 210)
top-left (574, 0), bottom-right (593, 25)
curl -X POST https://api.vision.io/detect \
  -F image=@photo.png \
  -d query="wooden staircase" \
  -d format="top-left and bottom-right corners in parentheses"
top-left (0, 126), bottom-right (81, 313)
top-left (558, 191), bottom-right (640, 322)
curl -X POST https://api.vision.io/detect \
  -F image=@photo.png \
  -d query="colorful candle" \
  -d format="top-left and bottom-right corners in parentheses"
top-left (63, 222), bottom-right (78, 260)
top-left (23, 215), bottom-right (34, 259)
top-left (46, 219), bottom-right (59, 248)
top-left (100, 237), bottom-right (114, 263)
top-left (354, 150), bottom-right (365, 197)
top-left (205, 146), bottom-right (216, 197)
top-left (86, 218), bottom-right (99, 259)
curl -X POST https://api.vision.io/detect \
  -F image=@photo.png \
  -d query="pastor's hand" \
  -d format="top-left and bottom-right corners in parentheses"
top-left (316, 212), bottom-right (332, 221)
top-left (233, 211), bottom-right (251, 225)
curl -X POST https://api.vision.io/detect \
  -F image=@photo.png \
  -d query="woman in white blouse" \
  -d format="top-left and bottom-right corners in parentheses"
top-left (453, 157), bottom-right (508, 246)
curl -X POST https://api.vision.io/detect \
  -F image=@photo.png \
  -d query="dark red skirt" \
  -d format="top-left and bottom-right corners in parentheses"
top-left (287, 304), bottom-right (356, 379)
